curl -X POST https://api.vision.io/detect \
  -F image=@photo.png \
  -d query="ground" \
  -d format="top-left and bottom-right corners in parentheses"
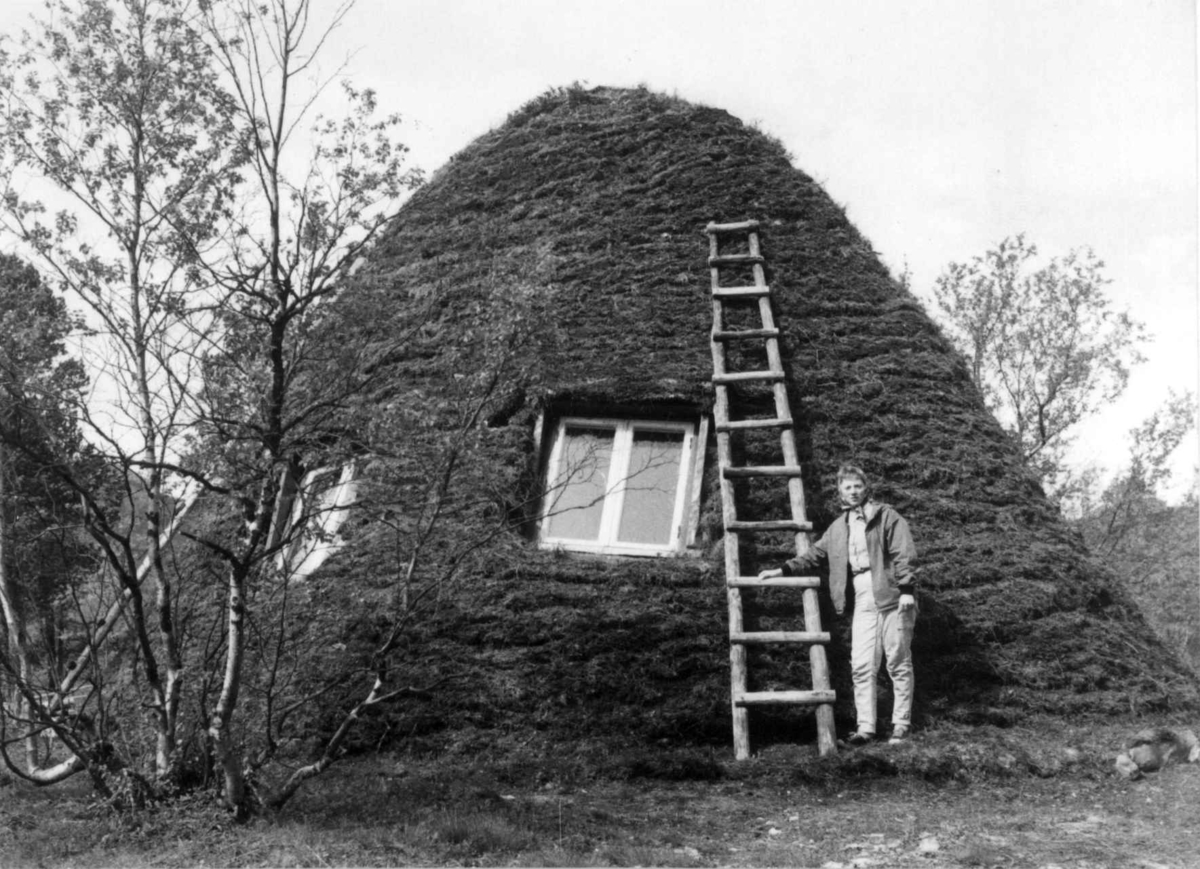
top-left (2, 716), bottom-right (1197, 868)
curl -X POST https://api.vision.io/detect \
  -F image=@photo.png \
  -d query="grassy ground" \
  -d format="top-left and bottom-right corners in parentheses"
top-left (2, 717), bottom-right (1197, 868)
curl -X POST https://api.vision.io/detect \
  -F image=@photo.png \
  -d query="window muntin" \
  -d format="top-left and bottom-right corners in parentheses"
top-left (540, 418), bottom-right (695, 555)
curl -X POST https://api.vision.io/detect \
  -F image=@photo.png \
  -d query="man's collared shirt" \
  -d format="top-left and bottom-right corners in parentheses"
top-left (848, 507), bottom-right (871, 573)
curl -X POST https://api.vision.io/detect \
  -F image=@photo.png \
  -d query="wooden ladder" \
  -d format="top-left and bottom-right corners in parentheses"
top-left (705, 219), bottom-right (837, 759)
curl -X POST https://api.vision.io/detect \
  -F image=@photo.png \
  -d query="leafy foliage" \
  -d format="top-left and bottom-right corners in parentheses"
top-left (0, 253), bottom-right (93, 683)
top-left (933, 234), bottom-right (1146, 492)
top-left (0, 0), bottom-right (246, 797)
top-left (0, 0), bottom-right (425, 812)
top-left (1076, 393), bottom-right (1199, 671)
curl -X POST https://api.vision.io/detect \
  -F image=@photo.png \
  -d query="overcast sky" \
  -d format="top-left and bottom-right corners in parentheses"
top-left (2, 0), bottom-right (1196, 497)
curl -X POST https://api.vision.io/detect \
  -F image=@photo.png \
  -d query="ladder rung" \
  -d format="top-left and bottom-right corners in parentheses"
top-left (730, 631), bottom-right (831, 645)
top-left (722, 465), bottom-right (804, 479)
top-left (706, 220), bottom-right (759, 233)
top-left (712, 370), bottom-right (784, 384)
top-left (726, 520), bottom-right (813, 533)
top-left (712, 286), bottom-right (769, 300)
top-left (715, 417), bottom-right (792, 432)
top-left (735, 690), bottom-right (837, 707)
top-left (728, 575), bottom-right (820, 588)
top-left (710, 254), bottom-right (764, 267)
top-left (712, 328), bottom-right (779, 340)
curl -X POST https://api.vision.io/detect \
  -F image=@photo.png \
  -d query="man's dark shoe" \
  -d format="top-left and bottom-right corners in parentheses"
top-left (888, 726), bottom-right (910, 745)
top-left (846, 730), bottom-right (874, 746)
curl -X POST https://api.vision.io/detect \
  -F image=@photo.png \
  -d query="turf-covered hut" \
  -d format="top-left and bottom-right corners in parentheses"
top-left (321, 85), bottom-right (1196, 758)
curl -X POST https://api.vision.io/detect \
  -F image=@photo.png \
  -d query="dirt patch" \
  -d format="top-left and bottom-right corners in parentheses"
top-left (4, 717), bottom-right (1198, 867)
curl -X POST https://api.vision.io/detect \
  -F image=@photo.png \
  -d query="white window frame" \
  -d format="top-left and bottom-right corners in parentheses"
top-left (539, 417), bottom-right (697, 557)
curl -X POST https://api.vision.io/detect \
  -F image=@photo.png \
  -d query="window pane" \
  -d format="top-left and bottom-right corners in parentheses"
top-left (617, 429), bottom-right (684, 545)
top-left (545, 426), bottom-right (615, 541)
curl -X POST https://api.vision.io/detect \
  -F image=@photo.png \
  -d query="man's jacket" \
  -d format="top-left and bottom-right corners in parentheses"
top-left (782, 500), bottom-right (916, 614)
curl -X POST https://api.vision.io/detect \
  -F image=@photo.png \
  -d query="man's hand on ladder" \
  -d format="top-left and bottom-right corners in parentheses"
top-left (757, 568), bottom-right (784, 580)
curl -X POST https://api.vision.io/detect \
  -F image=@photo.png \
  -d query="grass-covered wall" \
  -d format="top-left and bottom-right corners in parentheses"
top-left (316, 85), bottom-right (1196, 757)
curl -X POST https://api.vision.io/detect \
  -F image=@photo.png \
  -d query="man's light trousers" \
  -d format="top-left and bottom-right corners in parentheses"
top-left (850, 572), bottom-right (916, 734)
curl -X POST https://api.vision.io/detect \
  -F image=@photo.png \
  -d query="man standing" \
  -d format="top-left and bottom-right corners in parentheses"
top-left (758, 463), bottom-right (917, 745)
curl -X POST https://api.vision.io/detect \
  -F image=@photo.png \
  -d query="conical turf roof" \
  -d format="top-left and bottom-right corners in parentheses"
top-left (322, 86), bottom-right (1196, 757)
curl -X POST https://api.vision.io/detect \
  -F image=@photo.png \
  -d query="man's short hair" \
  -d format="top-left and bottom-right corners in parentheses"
top-left (837, 463), bottom-right (868, 486)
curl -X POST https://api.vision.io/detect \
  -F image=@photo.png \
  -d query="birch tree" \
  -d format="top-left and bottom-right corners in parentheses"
top-left (0, 0), bottom-right (378, 800)
top-left (0, 0), bottom-right (428, 814)
top-left (181, 0), bottom-right (423, 815)
top-left (0, 0), bottom-right (538, 819)
top-left (0, 0), bottom-right (240, 793)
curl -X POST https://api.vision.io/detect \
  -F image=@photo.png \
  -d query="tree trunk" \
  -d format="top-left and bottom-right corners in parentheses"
top-left (0, 442), bottom-right (91, 785)
top-left (210, 561), bottom-right (248, 815)
top-left (0, 438), bottom-right (29, 754)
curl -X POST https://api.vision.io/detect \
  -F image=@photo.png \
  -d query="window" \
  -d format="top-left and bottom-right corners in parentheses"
top-left (277, 462), bottom-right (359, 578)
top-left (539, 417), bottom-right (697, 556)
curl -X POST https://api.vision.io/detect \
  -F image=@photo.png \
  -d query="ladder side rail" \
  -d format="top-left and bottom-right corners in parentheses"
top-left (748, 231), bottom-right (769, 296)
top-left (780, 391), bottom-right (837, 755)
top-left (751, 225), bottom-right (807, 544)
top-left (716, 385), bottom-right (751, 760)
top-left (758, 225), bottom-right (838, 755)
top-left (770, 368), bottom-right (840, 751)
top-left (751, 232), bottom-right (784, 380)
top-left (753, 226), bottom-right (837, 756)
top-left (710, 229), bottom-right (750, 759)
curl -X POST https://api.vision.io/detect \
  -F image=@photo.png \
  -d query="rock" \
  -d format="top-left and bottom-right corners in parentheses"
top-left (1115, 752), bottom-right (1142, 780)
top-left (1114, 726), bottom-right (1200, 779)
top-left (918, 835), bottom-right (940, 854)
